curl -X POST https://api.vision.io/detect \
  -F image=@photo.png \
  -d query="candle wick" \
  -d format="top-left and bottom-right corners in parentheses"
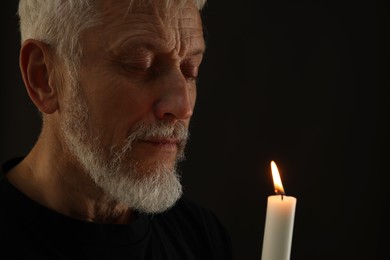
top-left (275, 190), bottom-right (285, 200)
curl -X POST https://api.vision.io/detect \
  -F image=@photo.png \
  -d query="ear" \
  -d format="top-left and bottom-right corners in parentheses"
top-left (19, 39), bottom-right (59, 114)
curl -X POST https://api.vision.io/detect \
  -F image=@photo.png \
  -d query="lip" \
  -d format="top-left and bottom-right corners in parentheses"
top-left (138, 138), bottom-right (180, 150)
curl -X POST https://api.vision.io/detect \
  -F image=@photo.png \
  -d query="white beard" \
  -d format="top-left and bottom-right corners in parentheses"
top-left (59, 82), bottom-right (187, 214)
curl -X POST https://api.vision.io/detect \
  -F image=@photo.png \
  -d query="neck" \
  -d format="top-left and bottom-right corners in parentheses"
top-left (6, 126), bottom-right (135, 224)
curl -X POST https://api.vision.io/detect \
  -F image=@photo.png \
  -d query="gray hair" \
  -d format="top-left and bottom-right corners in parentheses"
top-left (18, 0), bottom-right (207, 68)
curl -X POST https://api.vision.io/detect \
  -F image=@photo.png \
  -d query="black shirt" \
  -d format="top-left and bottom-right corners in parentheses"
top-left (0, 158), bottom-right (234, 259)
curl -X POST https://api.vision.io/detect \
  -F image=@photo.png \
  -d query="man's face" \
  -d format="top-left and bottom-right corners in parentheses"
top-left (59, 0), bottom-right (205, 213)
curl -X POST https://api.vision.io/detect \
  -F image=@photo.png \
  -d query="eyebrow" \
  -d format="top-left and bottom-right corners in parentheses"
top-left (186, 47), bottom-right (206, 57)
top-left (116, 36), bottom-right (206, 57)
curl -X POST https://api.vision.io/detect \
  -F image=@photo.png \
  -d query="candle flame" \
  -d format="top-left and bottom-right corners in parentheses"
top-left (270, 161), bottom-right (285, 195)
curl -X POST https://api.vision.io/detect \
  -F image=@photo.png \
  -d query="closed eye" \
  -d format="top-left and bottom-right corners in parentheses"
top-left (181, 63), bottom-right (199, 81)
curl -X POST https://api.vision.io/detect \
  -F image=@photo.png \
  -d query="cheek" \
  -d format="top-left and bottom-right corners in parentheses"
top-left (81, 80), bottom-right (154, 138)
top-left (100, 91), bottom-right (152, 121)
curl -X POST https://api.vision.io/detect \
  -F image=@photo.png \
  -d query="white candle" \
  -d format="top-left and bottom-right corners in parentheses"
top-left (261, 161), bottom-right (297, 260)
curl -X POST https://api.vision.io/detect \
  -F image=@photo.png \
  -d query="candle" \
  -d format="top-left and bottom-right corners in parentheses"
top-left (261, 161), bottom-right (297, 260)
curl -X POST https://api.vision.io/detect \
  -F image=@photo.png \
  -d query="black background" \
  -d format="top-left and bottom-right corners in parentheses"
top-left (1, 1), bottom-right (389, 260)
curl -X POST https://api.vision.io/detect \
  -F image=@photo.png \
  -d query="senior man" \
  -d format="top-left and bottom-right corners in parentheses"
top-left (0, 0), bottom-right (234, 259)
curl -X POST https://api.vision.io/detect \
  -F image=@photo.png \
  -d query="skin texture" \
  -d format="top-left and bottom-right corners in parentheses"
top-left (7, 0), bottom-right (205, 224)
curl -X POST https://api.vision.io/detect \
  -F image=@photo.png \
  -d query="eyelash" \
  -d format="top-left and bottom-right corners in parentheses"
top-left (180, 64), bottom-right (198, 81)
top-left (119, 58), bottom-right (199, 82)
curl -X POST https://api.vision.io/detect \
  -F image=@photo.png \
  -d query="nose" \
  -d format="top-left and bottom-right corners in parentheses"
top-left (153, 69), bottom-right (196, 121)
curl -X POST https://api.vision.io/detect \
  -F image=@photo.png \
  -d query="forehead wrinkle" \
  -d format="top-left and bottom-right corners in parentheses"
top-left (104, 17), bottom-right (169, 53)
top-left (96, 0), bottom-right (203, 59)
top-left (160, 6), bottom-right (202, 57)
top-left (108, 14), bottom-right (162, 34)
top-left (175, 29), bottom-right (204, 57)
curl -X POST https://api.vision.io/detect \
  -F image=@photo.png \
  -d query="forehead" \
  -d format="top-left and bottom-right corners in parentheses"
top-left (92, 0), bottom-right (204, 55)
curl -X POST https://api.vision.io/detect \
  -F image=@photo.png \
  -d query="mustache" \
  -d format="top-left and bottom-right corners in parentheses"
top-left (118, 121), bottom-right (190, 155)
top-left (132, 121), bottom-right (189, 142)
